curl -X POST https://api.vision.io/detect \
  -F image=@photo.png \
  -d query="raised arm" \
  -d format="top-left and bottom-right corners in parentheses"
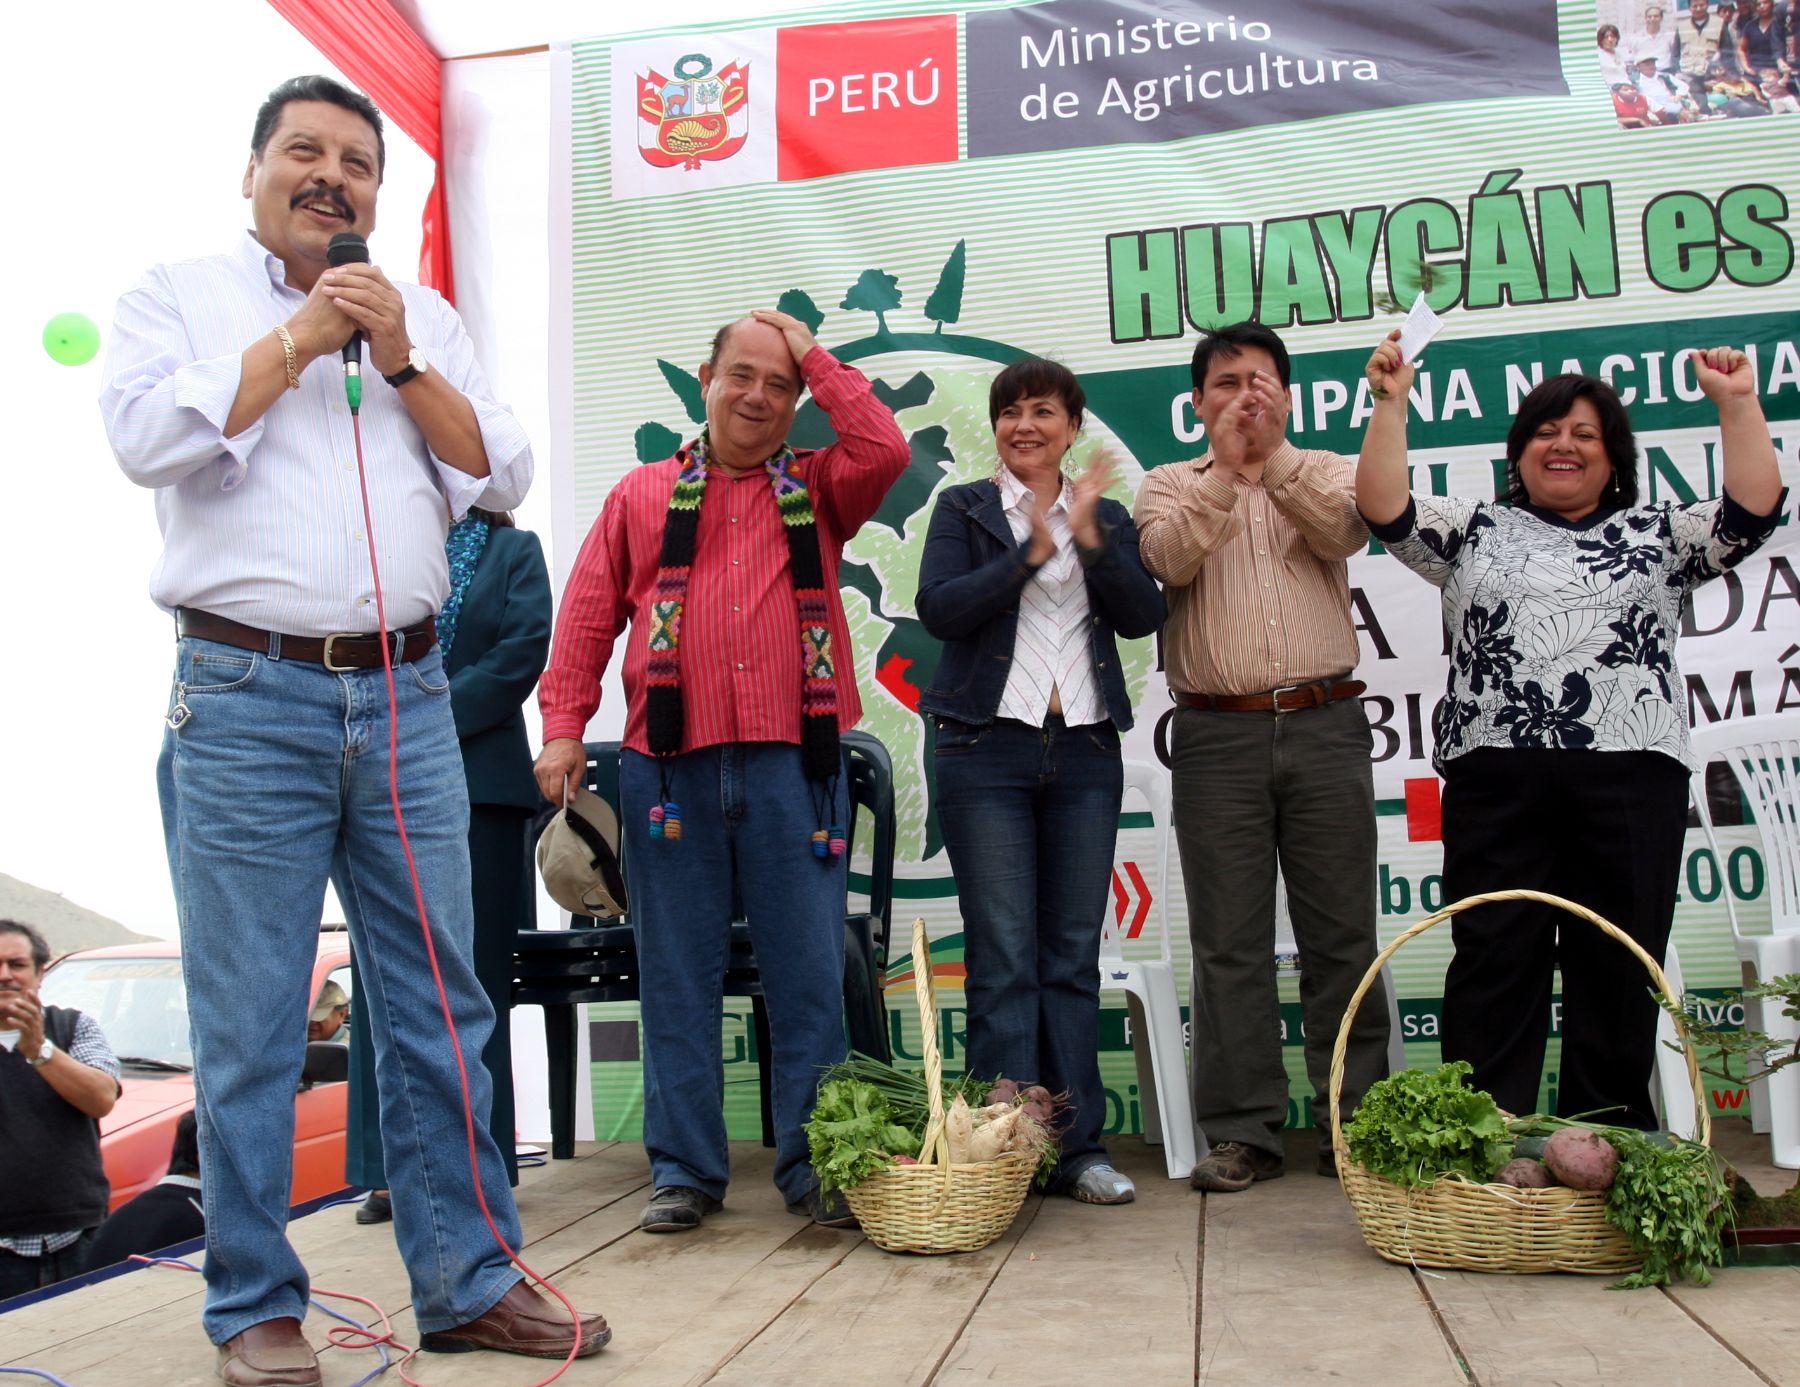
top-left (756, 308), bottom-right (908, 536)
top-left (0, 998), bottom-right (119, 1121)
top-left (1132, 462), bottom-right (1243, 587)
top-left (1694, 346), bottom-right (1782, 516)
top-left (325, 264), bottom-right (493, 481)
top-left (1066, 453), bottom-right (1167, 638)
top-left (1356, 328), bottom-right (1416, 526)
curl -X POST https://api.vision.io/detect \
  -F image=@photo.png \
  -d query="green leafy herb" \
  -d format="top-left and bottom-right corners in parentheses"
top-left (804, 1078), bottom-right (921, 1196)
top-left (1507, 1114), bottom-right (1731, 1289)
top-left (818, 1052), bottom-right (991, 1135)
top-left (1605, 1132), bottom-right (1732, 1288)
top-left (1343, 1061), bottom-right (1510, 1188)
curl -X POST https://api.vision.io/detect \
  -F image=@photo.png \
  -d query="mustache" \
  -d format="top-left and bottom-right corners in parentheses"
top-left (290, 185), bottom-right (353, 219)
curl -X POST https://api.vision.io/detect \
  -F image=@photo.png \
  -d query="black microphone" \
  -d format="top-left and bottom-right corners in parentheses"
top-left (327, 232), bottom-right (369, 410)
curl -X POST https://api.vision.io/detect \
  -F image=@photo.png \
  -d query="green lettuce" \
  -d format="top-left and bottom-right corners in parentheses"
top-left (805, 1078), bottom-right (922, 1195)
top-left (1343, 1061), bottom-right (1510, 1188)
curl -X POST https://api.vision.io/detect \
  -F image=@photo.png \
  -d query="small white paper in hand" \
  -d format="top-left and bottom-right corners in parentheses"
top-left (0, 1030), bottom-right (19, 1053)
top-left (1397, 292), bottom-right (1443, 365)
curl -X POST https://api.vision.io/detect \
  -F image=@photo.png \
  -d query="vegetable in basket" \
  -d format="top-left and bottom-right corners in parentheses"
top-left (806, 1055), bottom-right (1061, 1196)
top-left (1506, 1114), bottom-right (1732, 1288)
top-left (1342, 1061), bottom-right (1511, 1187)
top-left (805, 1079), bottom-right (921, 1197)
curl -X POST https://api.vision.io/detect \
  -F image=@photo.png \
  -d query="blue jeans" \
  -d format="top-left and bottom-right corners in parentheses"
top-left (620, 744), bottom-right (848, 1205)
top-left (933, 716), bottom-right (1123, 1182)
top-left (157, 638), bottom-right (522, 1343)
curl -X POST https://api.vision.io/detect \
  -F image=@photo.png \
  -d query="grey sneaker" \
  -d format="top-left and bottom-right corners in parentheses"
top-left (786, 1187), bottom-right (859, 1229)
top-left (639, 1185), bottom-right (722, 1233)
top-left (1189, 1141), bottom-right (1285, 1193)
top-left (1068, 1163), bottom-right (1136, 1205)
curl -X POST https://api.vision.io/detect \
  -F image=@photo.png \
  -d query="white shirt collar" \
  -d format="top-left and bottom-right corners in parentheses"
top-left (235, 230), bottom-right (297, 295)
top-left (997, 464), bottom-right (1070, 516)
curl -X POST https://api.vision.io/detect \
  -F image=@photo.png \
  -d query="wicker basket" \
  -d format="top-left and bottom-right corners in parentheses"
top-left (1327, 889), bottom-right (1710, 1275)
top-left (841, 918), bottom-right (1038, 1254)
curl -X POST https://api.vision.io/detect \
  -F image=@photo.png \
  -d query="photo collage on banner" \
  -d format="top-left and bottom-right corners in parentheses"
top-left (555, 0), bottom-right (1800, 1140)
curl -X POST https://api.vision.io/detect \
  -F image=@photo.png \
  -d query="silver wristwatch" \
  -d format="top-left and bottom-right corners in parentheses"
top-left (27, 1038), bottom-right (55, 1067)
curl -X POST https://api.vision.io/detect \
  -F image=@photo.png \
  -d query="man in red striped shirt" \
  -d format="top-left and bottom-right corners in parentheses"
top-left (536, 309), bottom-right (907, 1233)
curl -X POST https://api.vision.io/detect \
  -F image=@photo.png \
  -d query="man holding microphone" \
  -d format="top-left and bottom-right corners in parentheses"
top-left (100, 75), bottom-right (607, 1386)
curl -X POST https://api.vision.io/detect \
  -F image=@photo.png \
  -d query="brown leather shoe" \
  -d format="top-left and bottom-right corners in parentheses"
top-left (1189, 1140), bottom-right (1285, 1193)
top-left (419, 1280), bottom-right (611, 1359)
top-left (215, 1317), bottom-right (321, 1387)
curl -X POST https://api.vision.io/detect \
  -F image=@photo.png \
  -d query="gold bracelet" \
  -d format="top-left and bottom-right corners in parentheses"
top-left (272, 325), bottom-right (300, 390)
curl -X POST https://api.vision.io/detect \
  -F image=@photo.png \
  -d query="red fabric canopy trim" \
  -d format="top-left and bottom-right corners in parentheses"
top-left (267, 0), bottom-right (454, 303)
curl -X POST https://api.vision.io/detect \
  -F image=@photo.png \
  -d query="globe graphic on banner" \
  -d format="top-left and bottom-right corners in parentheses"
top-left (635, 269), bottom-right (1158, 867)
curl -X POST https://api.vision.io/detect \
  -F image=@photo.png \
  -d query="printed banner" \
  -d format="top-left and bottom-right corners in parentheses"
top-left (557, 0), bottom-right (1800, 1140)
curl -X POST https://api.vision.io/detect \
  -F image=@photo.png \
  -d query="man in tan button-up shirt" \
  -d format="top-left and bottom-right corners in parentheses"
top-left (1134, 321), bottom-right (1390, 1194)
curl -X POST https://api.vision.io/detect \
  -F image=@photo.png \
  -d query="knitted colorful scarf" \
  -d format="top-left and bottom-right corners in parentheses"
top-left (645, 430), bottom-right (840, 782)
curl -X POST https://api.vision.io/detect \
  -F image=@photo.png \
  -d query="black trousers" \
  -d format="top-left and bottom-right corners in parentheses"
top-left (1438, 748), bottom-right (1689, 1128)
top-left (1172, 698), bottom-right (1390, 1154)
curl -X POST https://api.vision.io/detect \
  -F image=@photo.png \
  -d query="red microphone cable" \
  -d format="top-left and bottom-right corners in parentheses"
top-left (346, 404), bottom-right (586, 1385)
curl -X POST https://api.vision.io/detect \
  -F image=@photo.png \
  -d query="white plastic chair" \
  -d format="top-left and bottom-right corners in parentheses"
top-left (1653, 941), bottom-right (1699, 1141)
top-left (1098, 761), bottom-right (1197, 1179)
top-left (1689, 714), bottom-right (1800, 1169)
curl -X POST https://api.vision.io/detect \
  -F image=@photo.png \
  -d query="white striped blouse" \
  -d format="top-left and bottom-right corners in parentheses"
top-left (100, 233), bottom-right (532, 638)
top-left (993, 467), bottom-right (1107, 729)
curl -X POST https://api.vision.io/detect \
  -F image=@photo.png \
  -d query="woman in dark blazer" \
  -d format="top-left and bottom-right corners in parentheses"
top-left (915, 359), bottom-right (1165, 1204)
top-left (349, 509), bottom-right (553, 1221)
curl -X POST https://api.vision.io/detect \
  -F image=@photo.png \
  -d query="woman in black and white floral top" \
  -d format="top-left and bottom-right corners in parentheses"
top-left (1356, 336), bottom-right (1784, 1128)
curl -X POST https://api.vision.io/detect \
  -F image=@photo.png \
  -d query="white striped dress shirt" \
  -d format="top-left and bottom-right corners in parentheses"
top-left (1133, 442), bottom-right (1368, 695)
top-left (100, 233), bottom-right (532, 637)
top-left (993, 468), bottom-right (1106, 728)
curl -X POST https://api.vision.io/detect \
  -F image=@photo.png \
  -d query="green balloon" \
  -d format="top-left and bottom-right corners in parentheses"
top-left (43, 312), bottom-right (101, 366)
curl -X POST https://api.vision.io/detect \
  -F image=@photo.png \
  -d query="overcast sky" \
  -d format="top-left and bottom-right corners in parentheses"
top-left (1, 5), bottom-right (441, 938)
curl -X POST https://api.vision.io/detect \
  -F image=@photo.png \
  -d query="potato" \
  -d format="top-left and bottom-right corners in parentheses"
top-left (1543, 1127), bottom-right (1620, 1190)
top-left (945, 1095), bottom-right (975, 1163)
top-left (1494, 1157), bottom-right (1554, 1188)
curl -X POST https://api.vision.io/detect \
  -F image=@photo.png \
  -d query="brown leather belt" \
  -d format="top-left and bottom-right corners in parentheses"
top-left (1173, 677), bottom-right (1367, 714)
top-left (178, 609), bottom-right (437, 670)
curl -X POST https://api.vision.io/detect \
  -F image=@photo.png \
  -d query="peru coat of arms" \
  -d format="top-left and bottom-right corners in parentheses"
top-left (637, 54), bottom-right (750, 170)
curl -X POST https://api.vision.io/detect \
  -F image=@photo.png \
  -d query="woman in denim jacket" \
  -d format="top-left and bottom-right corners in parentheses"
top-left (915, 359), bottom-right (1166, 1203)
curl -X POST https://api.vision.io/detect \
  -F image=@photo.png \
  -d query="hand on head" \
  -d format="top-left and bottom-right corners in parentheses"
top-left (1365, 328), bottom-right (1416, 403)
top-left (749, 308), bottom-right (818, 368)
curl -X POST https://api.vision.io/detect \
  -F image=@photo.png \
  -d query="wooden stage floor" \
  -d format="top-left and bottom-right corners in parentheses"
top-left (4, 1119), bottom-right (1795, 1386)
